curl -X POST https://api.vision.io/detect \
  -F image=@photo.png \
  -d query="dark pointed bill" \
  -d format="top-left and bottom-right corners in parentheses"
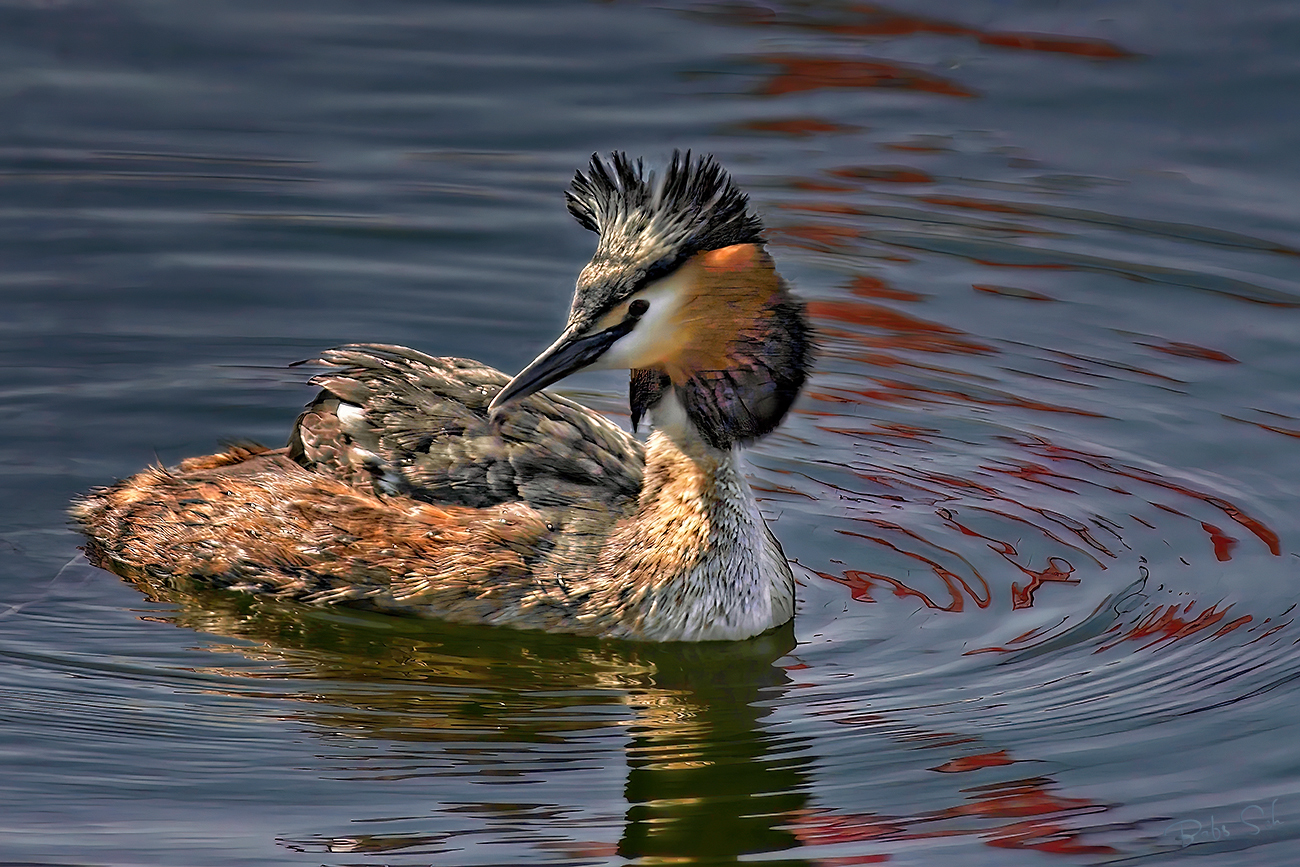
top-left (489, 319), bottom-right (636, 415)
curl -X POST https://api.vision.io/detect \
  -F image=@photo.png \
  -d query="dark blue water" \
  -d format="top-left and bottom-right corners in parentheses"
top-left (4, 1), bottom-right (1300, 864)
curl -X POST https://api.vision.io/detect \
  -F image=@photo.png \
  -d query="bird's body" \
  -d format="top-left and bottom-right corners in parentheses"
top-left (74, 153), bottom-right (812, 642)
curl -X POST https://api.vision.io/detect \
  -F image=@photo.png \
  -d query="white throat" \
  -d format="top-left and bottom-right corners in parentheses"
top-left (631, 392), bottom-right (796, 641)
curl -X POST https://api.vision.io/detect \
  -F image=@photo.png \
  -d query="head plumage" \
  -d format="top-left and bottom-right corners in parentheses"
top-left (563, 151), bottom-right (765, 320)
top-left (566, 151), bottom-right (763, 253)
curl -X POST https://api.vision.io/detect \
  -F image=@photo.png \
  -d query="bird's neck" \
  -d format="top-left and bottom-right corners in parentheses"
top-left (594, 394), bottom-right (794, 641)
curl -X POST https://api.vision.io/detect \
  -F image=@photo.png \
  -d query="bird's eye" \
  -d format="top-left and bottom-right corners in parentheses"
top-left (628, 299), bottom-right (649, 318)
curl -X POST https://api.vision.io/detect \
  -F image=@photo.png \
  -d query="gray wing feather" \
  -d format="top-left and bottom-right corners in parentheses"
top-left (288, 344), bottom-right (644, 512)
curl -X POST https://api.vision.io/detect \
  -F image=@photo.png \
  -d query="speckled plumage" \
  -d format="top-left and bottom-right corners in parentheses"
top-left (73, 152), bottom-right (812, 642)
top-left (289, 345), bottom-right (643, 511)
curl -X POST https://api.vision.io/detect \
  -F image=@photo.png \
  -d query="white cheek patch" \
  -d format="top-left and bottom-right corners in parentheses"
top-left (585, 269), bottom-right (691, 371)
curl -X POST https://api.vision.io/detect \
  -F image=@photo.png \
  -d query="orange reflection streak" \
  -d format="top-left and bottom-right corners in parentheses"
top-left (921, 194), bottom-right (1032, 215)
top-left (985, 823), bottom-right (1117, 856)
top-left (1010, 558), bottom-right (1079, 610)
top-left (756, 57), bottom-right (976, 98)
top-left (1099, 602), bottom-right (1252, 652)
top-left (882, 141), bottom-right (950, 153)
top-left (1141, 340), bottom-right (1238, 363)
top-left (809, 300), bottom-right (992, 353)
top-left (849, 275), bottom-right (924, 302)
top-left (853, 517), bottom-right (992, 606)
top-left (976, 32), bottom-right (1133, 59)
top-left (942, 778), bottom-right (1100, 821)
top-left (788, 808), bottom-right (905, 845)
top-left (752, 480), bottom-right (819, 501)
top-left (786, 712), bottom-right (1121, 854)
top-left (1020, 439), bottom-right (1281, 554)
top-left (778, 201), bottom-right (866, 216)
top-left (932, 750), bottom-right (1016, 773)
top-left (799, 417), bottom-right (1282, 619)
top-left (785, 772), bottom-right (1115, 857)
top-left (831, 526), bottom-right (990, 612)
top-left (1200, 522), bottom-right (1237, 561)
top-left (740, 135), bottom-right (1285, 643)
top-left (937, 510), bottom-right (1084, 608)
top-left (952, 506), bottom-right (1108, 569)
top-left (698, 2), bottom-right (1132, 61)
top-left (828, 166), bottom-right (936, 184)
top-left (769, 222), bottom-right (862, 251)
top-left (1227, 415), bottom-right (1300, 439)
top-left (788, 178), bottom-right (860, 193)
top-left (787, 3), bottom-right (973, 39)
top-left (812, 565), bottom-right (952, 609)
top-left (738, 117), bottom-right (861, 137)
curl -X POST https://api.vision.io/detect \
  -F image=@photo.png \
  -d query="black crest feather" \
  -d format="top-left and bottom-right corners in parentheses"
top-left (564, 151), bottom-right (766, 319)
top-left (566, 151), bottom-right (763, 253)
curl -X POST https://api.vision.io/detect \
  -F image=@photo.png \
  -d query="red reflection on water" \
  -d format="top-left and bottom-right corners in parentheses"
top-left (1023, 440), bottom-right (1281, 555)
top-left (697, 2), bottom-right (1132, 61)
top-left (786, 772), bottom-right (1114, 857)
top-left (881, 140), bottom-right (951, 153)
top-left (752, 158), bottom-right (1285, 646)
top-left (756, 57), bottom-right (976, 98)
top-left (751, 480), bottom-right (819, 500)
top-left (1100, 601), bottom-right (1252, 651)
top-left (1201, 522), bottom-right (1237, 561)
top-left (739, 117), bottom-right (861, 137)
top-left (838, 520), bottom-right (992, 611)
top-left (809, 300), bottom-right (990, 353)
top-left (786, 3), bottom-right (970, 39)
top-left (849, 275), bottom-right (924, 302)
top-left (966, 594), bottom-right (1257, 656)
top-left (790, 809), bottom-right (905, 845)
top-left (934, 777), bottom-right (1114, 854)
top-left (1010, 558), bottom-right (1078, 610)
top-left (936, 510), bottom-right (1084, 609)
top-left (769, 222), bottom-right (861, 251)
top-left (1142, 339), bottom-right (1239, 363)
top-left (976, 32), bottom-right (1133, 59)
top-left (789, 178), bottom-right (860, 193)
top-left (798, 399), bottom-right (1282, 619)
top-left (921, 194), bottom-right (1032, 215)
top-left (985, 823), bottom-right (1117, 855)
top-left (943, 778), bottom-right (1097, 821)
top-left (779, 201), bottom-right (865, 216)
top-left (828, 165), bottom-right (936, 184)
top-left (932, 750), bottom-right (1016, 773)
top-left (814, 566), bottom-right (930, 607)
top-left (1228, 415), bottom-right (1300, 439)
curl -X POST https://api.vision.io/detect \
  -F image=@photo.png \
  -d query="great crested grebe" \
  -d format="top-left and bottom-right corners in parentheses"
top-left (73, 152), bottom-right (814, 642)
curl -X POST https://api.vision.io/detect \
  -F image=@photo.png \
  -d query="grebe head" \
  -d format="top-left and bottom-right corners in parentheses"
top-left (490, 151), bottom-right (813, 449)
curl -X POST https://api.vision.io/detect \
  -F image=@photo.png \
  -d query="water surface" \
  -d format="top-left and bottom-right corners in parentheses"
top-left (3, 1), bottom-right (1299, 864)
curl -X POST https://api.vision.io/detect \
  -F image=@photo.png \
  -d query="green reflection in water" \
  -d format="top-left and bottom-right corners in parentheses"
top-left (129, 572), bottom-right (817, 864)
